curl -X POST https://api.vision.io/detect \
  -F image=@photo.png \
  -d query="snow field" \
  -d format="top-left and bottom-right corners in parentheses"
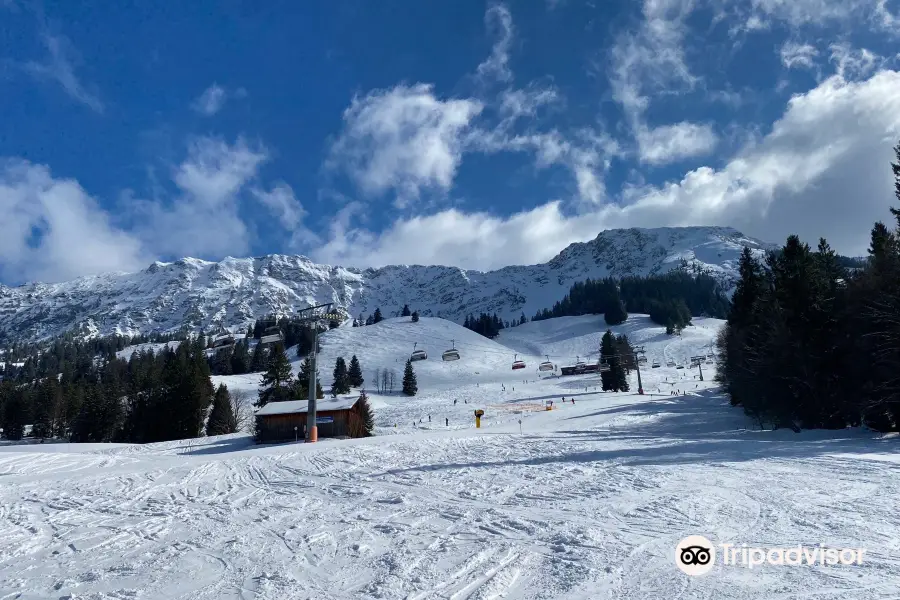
top-left (2, 315), bottom-right (899, 599)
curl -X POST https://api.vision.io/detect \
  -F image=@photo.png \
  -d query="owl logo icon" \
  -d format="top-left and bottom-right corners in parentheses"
top-left (676, 535), bottom-right (716, 576)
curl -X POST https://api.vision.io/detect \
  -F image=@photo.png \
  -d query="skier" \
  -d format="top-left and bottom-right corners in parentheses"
top-left (571, 398), bottom-right (575, 404)
top-left (454, 399), bottom-right (457, 405)
top-left (446, 418), bottom-right (449, 426)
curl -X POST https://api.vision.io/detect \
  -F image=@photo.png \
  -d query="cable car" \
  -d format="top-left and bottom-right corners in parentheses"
top-left (651, 361), bottom-right (661, 368)
top-left (410, 342), bottom-right (427, 361)
top-left (538, 354), bottom-right (554, 372)
top-left (442, 340), bottom-right (460, 361)
top-left (512, 353), bottom-right (526, 370)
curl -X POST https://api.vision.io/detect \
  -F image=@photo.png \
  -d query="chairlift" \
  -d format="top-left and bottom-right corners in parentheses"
top-left (637, 355), bottom-right (648, 364)
top-left (651, 361), bottom-right (661, 368)
top-left (598, 357), bottom-right (611, 373)
top-left (212, 334), bottom-right (235, 350)
top-left (441, 340), bottom-right (460, 361)
top-left (666, 360), bottom-right (676, 367)
top-left (676, 364), bottom-right (685, 369)
top-left (538, 354), bottom-right (554, 372)
top-left (410, 342), bottom-right (427, 362)
top-left (705, 358), bottom-right (714, 364)
top-left (259, 324), bottom-right (284, 346)
top-left (512, 353), bottom-right (526, 370)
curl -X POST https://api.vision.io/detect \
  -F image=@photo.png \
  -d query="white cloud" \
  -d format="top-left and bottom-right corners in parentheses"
top-left (0, 160), bottom-right (146, 283)
top-left (636, 122), bottom-right (719, 165)
top-left (315, 70), bottom-right (900, 270)
top-left (327, 84), bottom-right (484, 206)
top-left (476, 3), bottom-right (514, 84)
top-left (191, 83), bottom-right (227, 116)
top-left (128, 136), bottom-right (268, 258)
top-left (781, 41), bottom-right (819, 69)
top-left (252, 182), bottom-right (304, 229)
top-left (829, 43), bottom-right (881, 80)
top-left (608, 0), bottom-right (712, 164)
top-left (251, 182), bottom-right (319, 248)
top-left (24, 32), bottom-right (103, 113)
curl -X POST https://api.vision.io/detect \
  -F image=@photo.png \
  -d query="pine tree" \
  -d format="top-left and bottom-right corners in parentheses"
top-left (402, 359), bottom-right (417, 396)
top-left (373, 308), bottom-right (384, 323)
top-left (332, 356), bottom-right (350, 395)
top-left (207, 384), bottom-right (237, 436)
top-left (348, 355), bottom-right (364, 387)
top-left (599, 330), bottom-right (628, 392)
top-left (401, 304), bottom-right (411, 317)
top-left (250, 341), bottom-right (267, 372)
top-left (257, 344), bottom-right (293, 407)
top-left (411, 311), bottom-right (419, 323)
top-left (358, 390), bottom-right (375, 436)
top-left (297, 356), bottom-right (325, 399)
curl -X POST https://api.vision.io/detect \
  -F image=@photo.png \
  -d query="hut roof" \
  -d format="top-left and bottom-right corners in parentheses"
top-left (255, 397), bottom-right (359, 416)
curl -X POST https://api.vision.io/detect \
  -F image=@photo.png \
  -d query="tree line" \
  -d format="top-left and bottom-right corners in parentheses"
top-left (717, 143), bottom-right (900, 432)
top-left (532, 272), bottom-right (729, 329)
top-left (0, 337), bottom-right (248, 442)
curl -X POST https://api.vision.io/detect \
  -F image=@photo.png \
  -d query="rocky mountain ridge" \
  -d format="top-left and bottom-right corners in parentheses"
top-left (0, 226), bottom-right (775, 343)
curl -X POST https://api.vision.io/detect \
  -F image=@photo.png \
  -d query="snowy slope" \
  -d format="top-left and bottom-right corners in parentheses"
top-left (2, 315), bottom-right (898, 599)
top-left (0, 226), bottom-right (772, 343)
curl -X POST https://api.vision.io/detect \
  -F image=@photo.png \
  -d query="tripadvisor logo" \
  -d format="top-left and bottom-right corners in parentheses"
top-left (676, 535), bottom-right (866, 575)
top-left (676, 535), bottom-right (716, 576)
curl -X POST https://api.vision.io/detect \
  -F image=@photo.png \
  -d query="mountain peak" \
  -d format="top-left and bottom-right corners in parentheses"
top-left (0, 225), bottom-right (772, 343)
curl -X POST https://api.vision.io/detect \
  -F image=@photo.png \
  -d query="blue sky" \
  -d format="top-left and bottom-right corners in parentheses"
top-left (2, 0), bottom-right (900, 284)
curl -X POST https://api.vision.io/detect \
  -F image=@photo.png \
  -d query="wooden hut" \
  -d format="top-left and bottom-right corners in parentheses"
top-left (254, 397), bottom-right (363, 443)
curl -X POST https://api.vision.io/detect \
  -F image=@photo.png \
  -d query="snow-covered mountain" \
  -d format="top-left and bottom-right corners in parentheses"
top-left (0, 226), bottom-right (773, 343)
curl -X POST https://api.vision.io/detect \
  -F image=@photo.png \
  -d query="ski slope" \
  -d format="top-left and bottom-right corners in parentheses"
top-left (2, 315), bottom-right (899, 599)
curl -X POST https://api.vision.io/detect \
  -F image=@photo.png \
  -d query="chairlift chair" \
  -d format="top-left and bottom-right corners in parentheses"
top-left (410, 342), bottom-right (427, 361)
top-left (676, 364), bottom-right (684, 369)
top-left (598, 357), bottom-right (611, 373)
top-left (512, 353), bottom-right (526, 370)
top-left (666, 360), bottom-right (676, 367)
top-left (212, 334), bottom-right (235, 350)
top-left (259, 325), bottom-right (284, 346)
top-left (651, 361), bottom-right (661, 368)
top-left (538, 355), bottom-right (554, 372)
top-left (441, 340), bottom-right (460, 361)
top-left (637, 355), bottom-right (648, 364)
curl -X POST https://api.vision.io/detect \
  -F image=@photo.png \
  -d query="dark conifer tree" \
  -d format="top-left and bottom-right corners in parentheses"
top-left (256, 344), bottom-right (293, 407)
top-left (207, 384), bottom-right (236, 436)
top-left (402, 359), bottom-right (417, 396)
top-left (296, 356), bottom-right (325, 400)
top-left (358, 390), bottom-right (375, 436)
top-left (332, 356), bottom-right (351, 395)
top-left (348, 355), bottom-right (364, 387)
top-left (373, 308), bottom-right (384, 323)
top-left (411, 311), bottom-right (419, 323)
top-left (250, 340), bottom-right (267, 372)
top-left (401, 304), bottom-right (411, 317)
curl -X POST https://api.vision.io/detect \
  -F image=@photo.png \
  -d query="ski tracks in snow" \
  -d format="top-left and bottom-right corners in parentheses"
top-left (3, 393), bottom-right (900, 598)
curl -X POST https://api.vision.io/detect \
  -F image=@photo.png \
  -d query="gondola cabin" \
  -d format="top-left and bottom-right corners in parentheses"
top-left (651, 361), bottom-right (661, 368)
top-left (442, 349), bottom-right (460, 361)
top-left (538, 361), bottom-right (554, 372)
top-left (410, 350), bottom-right (427, 361)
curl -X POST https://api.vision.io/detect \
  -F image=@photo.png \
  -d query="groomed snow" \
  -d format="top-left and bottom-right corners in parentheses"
top-left (2, 315), bottom-right (898, 599)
